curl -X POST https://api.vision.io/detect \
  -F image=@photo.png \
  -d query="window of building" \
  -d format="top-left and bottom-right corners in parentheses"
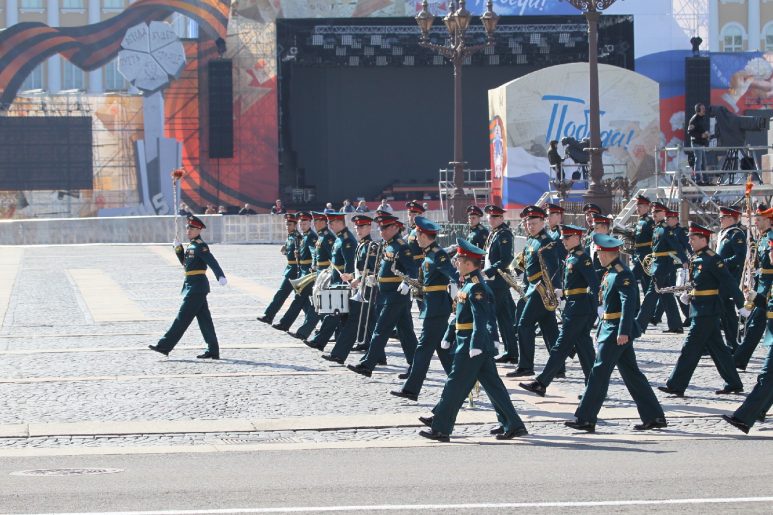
top-left (62, 0), bottom-right (85, 9)
top-left (20, 0), bottom-right (44, 9)
top-left (721, 25), bottom-right (745, 52)
top-left (21, 64), bottom-right (44, 91)
top-left (62, 61), bottom-right (85, 90)
top-left (103, 0), bottom-right (123, 10)
top-left (764, 24), bottom-right (773, 52)
top-left (104, 59), bottom-right (127, 91)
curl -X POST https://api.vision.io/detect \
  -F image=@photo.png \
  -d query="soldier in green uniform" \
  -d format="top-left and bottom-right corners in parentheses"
top-left (657, 222), bottom-right (745, 397)
top-left (272, 212), bottom-right (320, 335)
top-left (508, 205), bottom-right (561, 378)
top-left (149, 215), bottom-right (227, 359)
top-left (632, 195), bottom-right (655, 294)
top-left (403, 201), bottom-right (428, 349)
top-left (546, 203), bottom-right (568, 273)
top-left (482, 204), bottom-right (519, 365)
top-left (304, 212), bottom-right (357, 350)
top-left (653, 209), bottom-right (691, 327)
top-left (582, 203), bottom-right (603, 249)
top-left (565, 233), bottom-right (667, 432)
top-left (723, 238), bottom-right (773, 433)
top-left (635, 202), bottom-right (688, 334)
top-left (419, 239), bottom-right (528, 442)
top-left (587, 214), bottom-right (611, 279)
top-left (322, 215), bottom-right (382, 364)
top-left (466, 205), bottom-right (490, 249)
top-left (391, 216), bottom-right (459, 401)
top-left (717, 206), bottom-right (747, 352)
top-left (735, 205), bottom-right (773, 370)
top-left (519, 224), bottom-right (600, 396)
top-left (347, 215), bottom-right (419, 377)
top-left (257, 213), bottom-right (300, 325)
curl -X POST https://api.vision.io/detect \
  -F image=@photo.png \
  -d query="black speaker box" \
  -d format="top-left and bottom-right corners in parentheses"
top-left (685, 57), bottom-right (710, 119)
top-left (208, 59), bottom-right (233, 159)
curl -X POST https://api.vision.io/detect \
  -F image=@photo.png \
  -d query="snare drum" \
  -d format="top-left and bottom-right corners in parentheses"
top-left (314, 285), bottom-right (351, 315)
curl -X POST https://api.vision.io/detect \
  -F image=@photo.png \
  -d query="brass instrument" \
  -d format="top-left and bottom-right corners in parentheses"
top-left (390, 261), bottom-right (424, 300)
top-left (289, 272), bottom-right (317, 295)
top-left (653, 282), bottom-right (694, 295)
top-left (740, 179), bottom-right (756, 310)
top-left (642, 252), bottom-right (682, 277)
top-left (496, 268), bottom-right (524, 298)
top-left (353, 242), bottom-right (384, 346)
top-left (536, 242), bottom-right (560, 311)
top-left (513, 250), bottom-right (526, 273)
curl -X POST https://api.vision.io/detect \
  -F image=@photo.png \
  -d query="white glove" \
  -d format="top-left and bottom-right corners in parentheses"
top-left (449, 283), bottom-right (459, 299)
top-left (597, 307), bottom-right (604, 319)
top-left (739, 307), bottom-right (751, 318)
top-left (365, 275), bottom-right (376, 287)
top-left (441, 340), bottom-right (452, 350)
top-left (679, 292), bottom-right (690, 305)
top-left (173, 238), bottom-right (181, 248)
top-left (554, 288), bottom-right (563, 300)
top-left (218, 277), bottom-right (227, 286)
top-left (469, 348), bottom-right (483, 358)
top-left (745, 290), bottom-right (757, 303)
top-left (559, 298), bottom-right (566, 311)
top-left (398, 281), bottom-right (412, 295)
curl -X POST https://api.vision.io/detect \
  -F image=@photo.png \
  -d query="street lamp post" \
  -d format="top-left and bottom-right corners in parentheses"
top-left (416, 0), bottom-right (499, 222)
top-left (564, 0), bottom-right (619, 214)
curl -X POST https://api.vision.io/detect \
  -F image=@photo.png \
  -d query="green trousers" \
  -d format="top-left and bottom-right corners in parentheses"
top-left (157, 290), bottom-right (218, 354)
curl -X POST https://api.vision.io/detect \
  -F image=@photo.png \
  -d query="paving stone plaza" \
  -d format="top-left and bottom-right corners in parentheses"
top-left (0, 243), bottom-right (770, 455)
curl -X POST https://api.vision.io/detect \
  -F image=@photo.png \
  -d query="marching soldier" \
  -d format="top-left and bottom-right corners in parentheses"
top-left (717, 206), bottom-right (747, 352)
top-left (272, 212), bottom-right (320, 336)
top-left (322, 215), bottom-right (383, 364)
top-left (347, 215), bottom-right (419, 377)
top-left (657, 222), bottom-right (745, 397)
top-left (582, 203), bottom-right (603, 248)
top-left (723, 239), bottom-right (773, 434)
top-left (466, 205), bottom-right (490, 249)
top-left (508, 205), bottom-right (561, 378)
top-left (149, 215), bottom-right (227, 359)
top-left (418, 239), bottom-right (528, 442)
top-left (632, 195), bottom-right (655, 294)
top-left (405, 200), bottom-right (427, 315)
top-left (391, 216), bottom-right (459, 401)
top-left (587, 214), bottom-right (611, 279)
top-left (635, 202), bottom-right (688, 334)
top-left (482, 205), bottom-right (519, 365)
top-left (565, 233), bottom-right (667, 432)
top-left (735, 205), bottom-right (773, 370)
top-left (520, 224), bottom-right (600, 397)
top-left (304, 212), bottom-right (357, 350)
top-left (257, 213), bottom-right (300, 325)
top-left (546, 203), bottom-right (568, 264)
top-left (652, 209), bottom-right (691, 327)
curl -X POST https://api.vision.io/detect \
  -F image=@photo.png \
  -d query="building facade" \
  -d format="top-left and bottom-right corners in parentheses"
top-left (711, 0), bottom-right (773, 52)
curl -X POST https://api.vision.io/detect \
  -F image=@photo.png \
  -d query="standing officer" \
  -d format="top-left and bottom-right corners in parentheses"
top-left (632, 195), bottom-right (655, 294)
top-left (322, 215), bottom-right (382, 364)
top-left (347, 215), bottom-right (419, 377)
top-left (258, 213), bottom-right (300, 325)
top-left (482, 204), bottom-right (519, 365)
top-left (565, 233), bottom-right (667, 432)
top-left (717, 206), bottom-right (747, 352)
top-left (272, 212), bottom-right (319, 335)
top-left (520, 224), bottom-right (600, 396)
top-left (304, 212), bottom-right (356, 350)
top-left (508, 205), bottom-right (561, 378)
top-left (723, 239), bottom-right (773, 434)
top-left (149, 215), bottom-right (227, 359)
top-left (419, 239), bottom-right (528, 442)
top-left (635, 202), bottom-right (688, 334)
top-left (466, 205), bottom-right (490, 249)
top-left (658, 222), bottom-right (745, 397)
top-left (735, 205), bottom-right (773, 370)
top-left (391, 216), bottom-right (458, 401)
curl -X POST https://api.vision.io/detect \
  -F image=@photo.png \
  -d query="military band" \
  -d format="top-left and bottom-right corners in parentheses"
top-left (149, 198), bottom-right (773, 440)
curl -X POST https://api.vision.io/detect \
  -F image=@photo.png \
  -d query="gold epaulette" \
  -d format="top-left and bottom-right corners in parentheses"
top-left (471, 276), bottom-right (480, 284)
top-left (397, 238), bottom-right (406, 245)
top-left (614, 264), bottom-right (624, 272)
top-left (705, 249), bottom-right (716, 256)
top-left (574, 249), bottom-right (585, 256)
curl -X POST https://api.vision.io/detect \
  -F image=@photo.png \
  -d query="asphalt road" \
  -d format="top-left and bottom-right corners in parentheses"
top-left (2, 437), bottom-right (772, 514)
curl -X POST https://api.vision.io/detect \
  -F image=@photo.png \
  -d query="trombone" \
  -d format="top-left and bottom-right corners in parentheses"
top-left (353, 241), bottom-right (383, 347)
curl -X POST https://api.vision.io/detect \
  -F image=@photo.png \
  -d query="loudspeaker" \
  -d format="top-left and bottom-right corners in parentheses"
top-left (208, 59), bottom-right (233, 159)
top-left (685, 57), bottom-right (710, 120)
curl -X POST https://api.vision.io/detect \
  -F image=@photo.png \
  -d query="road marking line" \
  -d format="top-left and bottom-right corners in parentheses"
top-left (9, 496), bottom-right (773, 514)
top-left (67, 269), bottom-right (147, 322)
top-left (0, 343), bottom-right (302, 355)
top-left (0, 247), bottom-right (23, 329)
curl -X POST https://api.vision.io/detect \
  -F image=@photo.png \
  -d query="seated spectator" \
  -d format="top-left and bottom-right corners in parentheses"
top-left (204, 204), bottom-right (217, 215)
top-left (323, 202), bottom-right (335, 214)
top-left (355, 200), bottom-right (369, 213)
top-left (218, 205), bottom-right (227, 215)
top-left (377, 198), bottom-right (393, 212)
top-left (270, 199), bottom-right (286, 215)
top-left (341, 199), bottom-right (355, 213)
top-left (178, 202), bottom-right (192, 216)
top-left (239, 203), bottom-right (257, 215)
top-left (422, 202), bottom-right (429, 211)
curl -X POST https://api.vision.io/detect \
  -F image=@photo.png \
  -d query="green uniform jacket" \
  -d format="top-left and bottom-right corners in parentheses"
top-left (482, 224), bottom-right (514, 290)
top-left (314, 227), bottom-right (336, 271)
top-left (175, 238), bottom-right (225, 295)
top-left (468, 224), bottom-right (489, 249)
top-left (634, 214), bottom-right (654, 261)
top-left (755, 228), bottom-right (773, 295)
top-left (420, 244), bottom-right (459, 319)
top-left (330, 227), bottom-right (356, 284)
top-left (376, 234), bottom-right (418, 302)
top-left (688, 248), bottom-right (743, 318)
top-left (598, 258), bottom-right (640, 341)
top-left (454, 270), bottom-right (496, 355)
top-left (521, 229), bottom-right (560, 300)
top-left (282, 231), bottom-right (301, 279)
top-left (562, 246), bottom-right (600, 316)
top-left (717, 223), bottom-right (747, 281)
top-left (651, 221), bottom-right (688, 275)
top-left (297, 230), bottom-right (318, 276)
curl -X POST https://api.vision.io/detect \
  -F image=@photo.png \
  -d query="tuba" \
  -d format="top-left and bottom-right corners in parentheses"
top-left (289, 272), bottom-right (317, 295)
top-left (536, 242), bottom-right (560, 311)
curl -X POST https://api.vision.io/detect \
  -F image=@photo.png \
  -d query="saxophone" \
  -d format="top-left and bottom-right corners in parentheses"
top-left (536, 242), bottom-right (560, 311)
top-left (496, 268), bottom-right (524, 298)
top-left (390, 261), bottom-right (423, 299)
